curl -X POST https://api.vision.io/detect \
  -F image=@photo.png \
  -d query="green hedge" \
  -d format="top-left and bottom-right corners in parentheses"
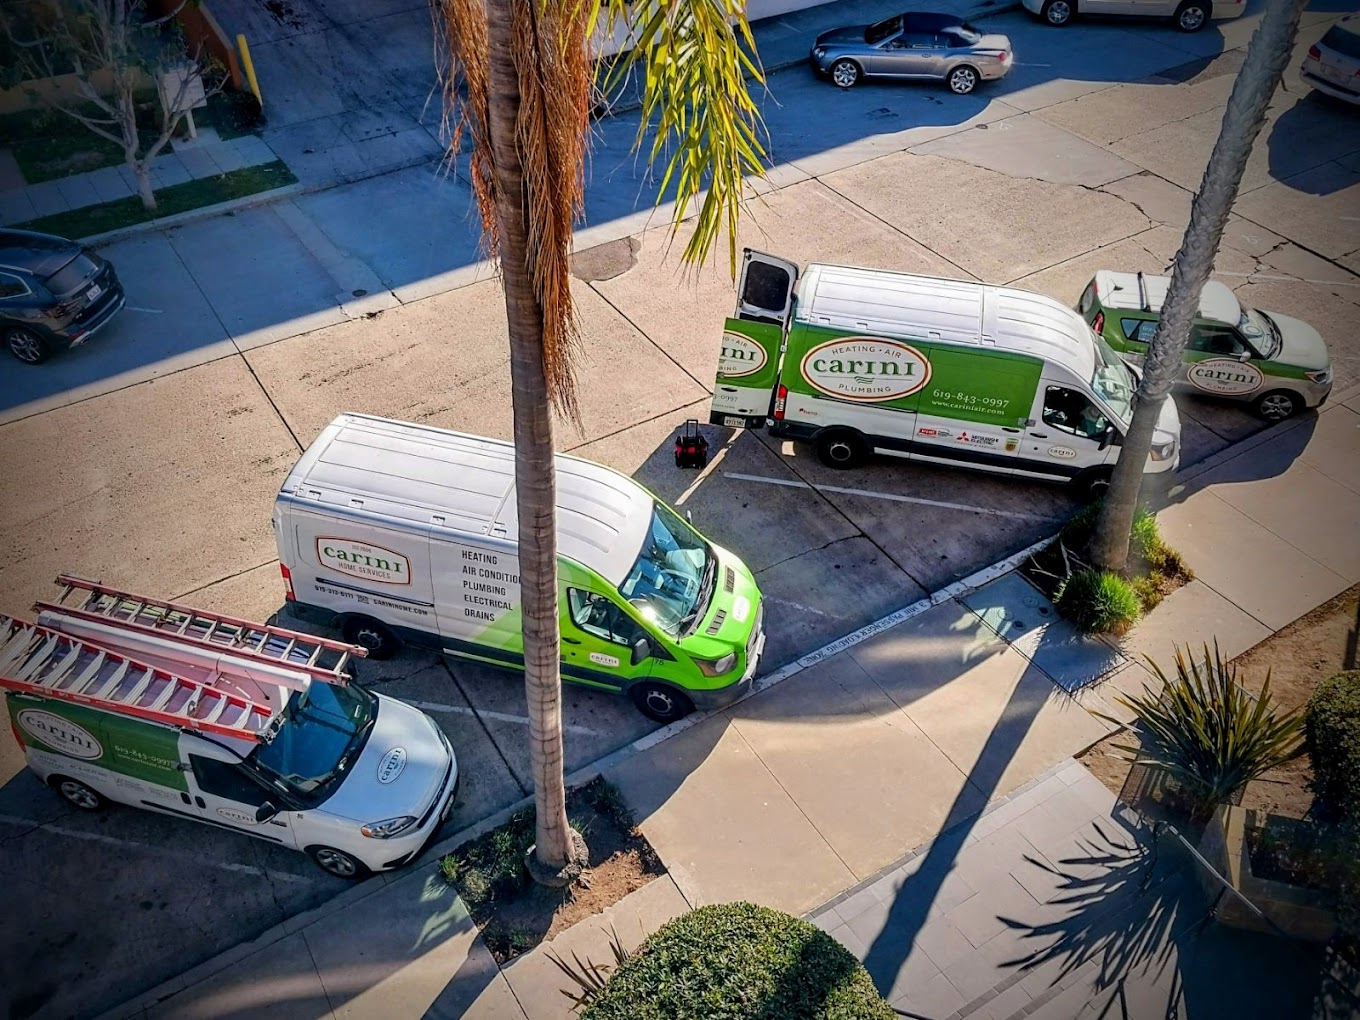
top-left (581, 902), bottom-right (895, 1020)
top-left (1306, 671), bottom-right (1360, 817)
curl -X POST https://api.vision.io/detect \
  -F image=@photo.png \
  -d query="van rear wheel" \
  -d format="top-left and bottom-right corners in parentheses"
top-left (308, 845), bottom-right (370, 879)
top-left (815, 429), bottom-right (868, 469)
top-left (53, 776), bottom-right (104, 811)
top-left (342, 616), bottom-right (399, 659)
top-left (630, 682), bottom-right (694, 723)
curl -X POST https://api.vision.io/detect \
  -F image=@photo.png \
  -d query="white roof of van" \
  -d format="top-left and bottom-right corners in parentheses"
top-left (1093, 270), bottom-right (1242, 325)
top-left (280, 415), bottom-right (653, 586)
top-left (796, 264), bottom-right (1098, 381)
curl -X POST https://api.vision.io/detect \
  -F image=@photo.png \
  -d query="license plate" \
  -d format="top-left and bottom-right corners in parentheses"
top-left (86, 282), bottom-right (102, 301)
top-left (723, 415), bottom-right (747, 427)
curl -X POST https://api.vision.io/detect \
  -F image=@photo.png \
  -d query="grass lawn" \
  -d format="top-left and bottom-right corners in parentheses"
top-left (14, 160), bottom-right (297, 239)
top-left (4, 90), bottom-right (264, 184)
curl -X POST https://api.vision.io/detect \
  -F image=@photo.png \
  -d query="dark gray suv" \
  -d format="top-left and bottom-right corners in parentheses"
top-left (0, 228), bottom-right (125, 364)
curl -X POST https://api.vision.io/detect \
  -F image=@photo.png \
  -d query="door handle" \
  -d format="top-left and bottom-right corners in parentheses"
top-left (562, 636), bottom-right (581, 645)
top-left (1030, 433), bottom-right (1049, 439)
top-left (1002, 427), bottom-right (1021, 433)
top-left (195, 796), bottom-right (205, 808)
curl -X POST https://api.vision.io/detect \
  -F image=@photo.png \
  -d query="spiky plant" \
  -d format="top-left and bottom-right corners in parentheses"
top-left (1112, 642), bottom-right (1306, 819)
top-left (433, 0), bottom-right (767, 878)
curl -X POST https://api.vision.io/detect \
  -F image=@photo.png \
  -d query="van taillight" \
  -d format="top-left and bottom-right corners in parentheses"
top-left (280, 563), bottom-right (295, 601)
top-left (1092, 311), bottom-right (1104, 334)
top-left (773, 384), bottom-right (787, 420)
top-left (1308, 45), bottom-right (1320, 59)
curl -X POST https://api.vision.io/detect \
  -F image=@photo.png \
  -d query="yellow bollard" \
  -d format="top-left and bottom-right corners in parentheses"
top-left (237, 34), bottom-right (262, 109)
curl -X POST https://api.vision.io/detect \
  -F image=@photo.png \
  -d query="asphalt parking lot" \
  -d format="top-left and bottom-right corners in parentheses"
top-left (2, 4), bottom-right (1358, 1017)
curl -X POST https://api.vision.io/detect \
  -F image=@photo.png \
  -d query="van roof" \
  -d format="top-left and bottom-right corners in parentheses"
top-left (280, 415), bottom-right (653, 586)
top-left (796, 264), bottom-right (1098, 380)
top-left (1092, 270), bottom-right (1242, 325)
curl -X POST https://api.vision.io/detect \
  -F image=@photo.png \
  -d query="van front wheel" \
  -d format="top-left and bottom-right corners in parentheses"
top-left (342, 616), bottom-right (399, 659)
top-left (630, 682), bottom-right (694, 723)
top-left (1074, 467), bottom-right (1113, 502)
top-left (1252, 390), bottom-right (1302, 423)
top-left (308, 845), bottom-right (370, 879)
top-left (53, 776), bottom-right (104, 811)
top-left (815, 429), bottom-right (868, 469)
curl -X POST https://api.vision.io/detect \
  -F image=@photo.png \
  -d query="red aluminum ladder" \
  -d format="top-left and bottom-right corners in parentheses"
top-left (0, 615), bottom-right (275, 742)
top-left (38, 574), bottom-right (366, 686)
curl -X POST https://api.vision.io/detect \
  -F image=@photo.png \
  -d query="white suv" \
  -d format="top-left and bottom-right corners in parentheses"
top-left (1022, 0), bottom-right (1245, 33)
top-left (1302, 16), bottom-right (1360, 105)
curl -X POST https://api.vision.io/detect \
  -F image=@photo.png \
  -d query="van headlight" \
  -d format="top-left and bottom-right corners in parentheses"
top-left (362, 815), bottom-right (418, 839)
top-left (1149, 437), bottom-right (1177, 462)
top-left (694, 652), bottom-right (737, 677)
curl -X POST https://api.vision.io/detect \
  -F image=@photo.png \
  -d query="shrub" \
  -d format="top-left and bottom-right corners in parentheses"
top-left (1110, 643), bottom-right (1306, 820)
top-left (1306, 670), bottom-right (1360, 819)
top-left (1054, 568), bottom-right (1142, 635)
top-left (580, 902), bottom-right (895, 1020)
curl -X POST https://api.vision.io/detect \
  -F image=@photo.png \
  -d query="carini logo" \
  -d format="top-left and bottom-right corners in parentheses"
top-left (318, 538), bottom-right (412, 585)
top-left (377, 747), bottom-right (408, 785)
top-left (800, 337), bottom-right (932, 402)
top-left (18, 710), bottom-right (103, 760)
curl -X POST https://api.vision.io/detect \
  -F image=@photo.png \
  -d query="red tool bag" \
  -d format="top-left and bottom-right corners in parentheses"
top-left (674, 419), bottom-right (709, 469)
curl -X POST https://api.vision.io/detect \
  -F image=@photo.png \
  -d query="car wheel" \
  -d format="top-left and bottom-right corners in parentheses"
top-left (5, 325), bottom-right (50, 365)
top-left (830, 59), bottom-right (861, 89)
top-left (815, 428), bottom-right (868, 469)
top-left (948, 66), bottom-right (980, 95)
top-left (308, 845), bottom-right (370, 879)
top-left (630, 682), bottom-right (694, 724)
top-left (53, 776), bottom-right (105, 811)
top-left (342, 615), bottom-right (400, 659)
top-left (1252, 389), bottom-right (1302, 423)
top-left (1042, 0), bottom-right (1073, 26)
top-left (1074, 468), bottom-right (1113, 502)
top-left (1175, 1), bottom-right (1208, 31)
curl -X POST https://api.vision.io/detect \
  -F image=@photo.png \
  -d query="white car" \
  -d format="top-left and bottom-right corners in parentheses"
top-left (1302, 16), bottom-right (1360, 105)
top-left (1022, 0), bottom-right (1245, 33)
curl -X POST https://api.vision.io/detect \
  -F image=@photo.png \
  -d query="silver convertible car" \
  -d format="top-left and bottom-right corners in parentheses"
top-left (810, 11), bottom-right (1013, 93)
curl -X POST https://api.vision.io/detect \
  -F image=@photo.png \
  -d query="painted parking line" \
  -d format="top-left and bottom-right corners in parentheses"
top-left (723, 471), bottom-right (1062, 522)
top-left (1215, 270), bottom-right (1359, 288)
top-left (408, 700), bottom-right (605, 737)
top-left (0, 813), bottom-right (310, 883)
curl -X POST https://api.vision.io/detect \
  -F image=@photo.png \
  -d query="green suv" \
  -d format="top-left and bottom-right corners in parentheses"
top-left (1079, 271), bottom-right (1332, 422)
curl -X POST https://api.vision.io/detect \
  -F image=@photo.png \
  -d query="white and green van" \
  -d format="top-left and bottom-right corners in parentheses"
top-left (1080, 271), bottom-right (1333, 422)
top-left (711, 251), bottom-right (1181, 498)
top-left (275, 414), bottom-right (766, 723)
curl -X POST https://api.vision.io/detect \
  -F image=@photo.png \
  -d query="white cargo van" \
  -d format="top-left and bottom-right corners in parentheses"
top-left (711, 252), bottom-right (1182, 498)
top-left (274, 414), bottom-right (766, 723)
top-left (3, 576), bottom-right (458, 879)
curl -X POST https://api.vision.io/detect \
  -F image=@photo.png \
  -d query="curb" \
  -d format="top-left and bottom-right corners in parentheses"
top-left (94, 530), bottom-right (1053, 1020)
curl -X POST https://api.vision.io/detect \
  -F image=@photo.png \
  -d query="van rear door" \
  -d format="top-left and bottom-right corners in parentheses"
top-left (711, 250), bottom-right (799, 429)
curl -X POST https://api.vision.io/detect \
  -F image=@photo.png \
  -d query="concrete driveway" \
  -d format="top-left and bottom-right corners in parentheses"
top-left (1, 4), bottom-right (1358, 1017)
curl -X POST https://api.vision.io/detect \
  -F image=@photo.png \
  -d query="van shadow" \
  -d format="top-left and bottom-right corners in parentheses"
top-left (1266, 88), bottom-right (1360, 196)
top-left (995, 819), bottom-right (1325, 1017)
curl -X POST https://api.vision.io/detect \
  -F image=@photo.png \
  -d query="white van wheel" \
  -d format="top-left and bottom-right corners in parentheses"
top-left (54, 776), bottom-right (104, 811)
top-left (630, 682), bottom-right (694, 723)
top-left (1252, 390), bottom-right (1301, 423)
top-left (308, 845), bottom-right (369, 879)
top-left (1075, 468), bottom-right (1113, 502)
top-left (1175, 1), bottom-right (1208, 32)
top-left (815, 429), bottom-right (868, 469)
top-left (1041, 0), bottom-right (1073, 26)
top-left (342, 616), bottom-right (399, 659)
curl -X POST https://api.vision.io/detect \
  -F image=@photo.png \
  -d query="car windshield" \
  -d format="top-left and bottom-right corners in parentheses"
top-left (618, 502), bottom-right (712, 637)
top-left (251, 681), bottom-right (377, 807)
top-left (1090, 331), bottom-right (1135, 422)
top-left (865, 15), bottom-right (901, 43)
top-left (1320, 25), bottom-right (1360, 61)
top-left (1240, 307), bottom-right (1277, 357)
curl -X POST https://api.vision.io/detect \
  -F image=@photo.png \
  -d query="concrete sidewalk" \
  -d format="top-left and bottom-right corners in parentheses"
top-left (102, 392), bottom-right (1360, 1018)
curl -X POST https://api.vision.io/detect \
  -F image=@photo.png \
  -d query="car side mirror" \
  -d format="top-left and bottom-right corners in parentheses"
top-left (256, 802), bottom-right (279, 824)
top-left (630, 637), bottom-right (652, 667)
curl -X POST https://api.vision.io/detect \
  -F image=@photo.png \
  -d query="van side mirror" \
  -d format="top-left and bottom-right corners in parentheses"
top-left (256, 802), bottom-right (279, 824)
top-left (630, 637), bottom-right (652, 666)
top-left (1098, 427), bottom-right (1115, 452)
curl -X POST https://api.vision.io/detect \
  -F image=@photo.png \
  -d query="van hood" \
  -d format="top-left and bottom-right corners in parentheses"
top-left (321, 694), bottom-right (450, 825)
top-left (1262, 311), bottom-right (1329, 371)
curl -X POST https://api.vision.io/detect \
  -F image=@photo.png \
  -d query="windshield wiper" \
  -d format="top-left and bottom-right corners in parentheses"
top-left (680, 552), bottom-right (717, 635)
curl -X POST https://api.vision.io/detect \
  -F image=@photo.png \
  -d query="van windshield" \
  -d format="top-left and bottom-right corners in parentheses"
top-left (1089, 331), bottom-right (1135, 422)
top-left (252, 681), bottom-right (377, 807)
top-left (619, 502), bottom-right (712, 638)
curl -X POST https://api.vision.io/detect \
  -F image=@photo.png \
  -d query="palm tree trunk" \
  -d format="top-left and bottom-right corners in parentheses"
top-left (1092, 0), bottom-right (1307, 571)
top-left (483, 0), bottom-right (574, 873)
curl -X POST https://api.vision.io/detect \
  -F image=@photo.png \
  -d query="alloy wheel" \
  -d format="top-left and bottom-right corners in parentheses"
top-left (7, 328), bottom-right (45, 364)
top-left (1178, 5), bottom-right (1206, 30)
top-left (950, 68), bottom-right (978, 94)
top-left (59, 780), bottom-right (101, 810)
top-left (1046, 0), bottom-right (1071, 25)
top-left (314, 847), bottom-right (360, 878)
top-left (1256, 392), bottom-right (1298, 422)
top-left (832, 61), bottom-right (859, 88)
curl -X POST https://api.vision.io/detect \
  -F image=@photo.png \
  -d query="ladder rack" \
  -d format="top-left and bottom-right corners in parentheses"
top-left (0, 615), bottom-right (275, 742)
top-left (42, 574), bottom-right (366, 686)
